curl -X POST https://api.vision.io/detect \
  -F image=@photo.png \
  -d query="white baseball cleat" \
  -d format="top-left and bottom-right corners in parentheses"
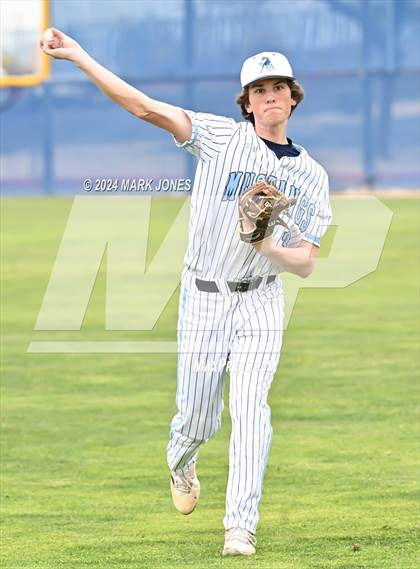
top-left (170, 463), bottom-right (200, 515)
top-left (222, 527), bottom-right (257, 556)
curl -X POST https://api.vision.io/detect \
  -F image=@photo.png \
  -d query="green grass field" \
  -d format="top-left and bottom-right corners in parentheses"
top-left (1, 196), bottom-right (419, 569)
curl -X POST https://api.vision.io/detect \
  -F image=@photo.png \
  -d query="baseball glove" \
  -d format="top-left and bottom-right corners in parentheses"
top-left (238, 180), bottom-right (297, 244)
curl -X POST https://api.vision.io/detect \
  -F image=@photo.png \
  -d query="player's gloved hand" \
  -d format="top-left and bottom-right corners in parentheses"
top-left (238, 180), bottom-right (296, 244)
top-left (40, 28), bottom-right (84, 63)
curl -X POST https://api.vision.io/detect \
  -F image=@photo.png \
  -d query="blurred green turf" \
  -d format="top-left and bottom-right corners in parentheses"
top-left (1, 196), bottom-right (419, 568)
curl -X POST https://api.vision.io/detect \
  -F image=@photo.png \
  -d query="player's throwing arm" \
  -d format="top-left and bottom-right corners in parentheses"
top-left (40, 27), bottom-right (192, 142)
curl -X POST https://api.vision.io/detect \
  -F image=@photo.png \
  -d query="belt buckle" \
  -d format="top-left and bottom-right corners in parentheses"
top-left (235, 279), bottom-right (251, 292)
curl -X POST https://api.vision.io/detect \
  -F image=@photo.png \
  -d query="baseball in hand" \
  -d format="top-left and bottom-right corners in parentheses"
top-left (43, 28), bottom-right (62, 49)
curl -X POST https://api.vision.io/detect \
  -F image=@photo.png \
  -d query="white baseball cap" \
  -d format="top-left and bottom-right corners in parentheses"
top-left (240, 51), bottom-right (294, 88)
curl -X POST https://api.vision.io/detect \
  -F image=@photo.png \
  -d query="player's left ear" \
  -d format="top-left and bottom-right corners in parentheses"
top-left (291, 99), bottom-right (297, 107)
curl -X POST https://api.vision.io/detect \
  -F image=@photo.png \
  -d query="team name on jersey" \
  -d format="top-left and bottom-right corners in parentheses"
top-left (222, 170), bottom-right (321, 243)
top-left (222, 171), bottom-right (301, 201)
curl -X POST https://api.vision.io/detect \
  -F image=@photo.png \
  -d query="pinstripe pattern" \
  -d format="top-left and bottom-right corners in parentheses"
top-left (174, 111), bottom-right (332, 279)
top-left (168, 110), bottom-right (332, 533)
top-left (167, 275), bottom-right (283, 533)
top-left (224, 289), bottom-right (283, 532)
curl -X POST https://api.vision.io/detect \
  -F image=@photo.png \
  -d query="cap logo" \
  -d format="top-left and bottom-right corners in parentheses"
top-left (259, 56), bottom-right (274, 73)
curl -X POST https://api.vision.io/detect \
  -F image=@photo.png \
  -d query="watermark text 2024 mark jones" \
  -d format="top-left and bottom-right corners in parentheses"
top-left (83, 177), bottom-right (192, 192)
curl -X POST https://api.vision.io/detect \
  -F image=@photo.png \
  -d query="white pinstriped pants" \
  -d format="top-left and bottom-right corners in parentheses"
top-left (167, 271), bottom-right (284, 533)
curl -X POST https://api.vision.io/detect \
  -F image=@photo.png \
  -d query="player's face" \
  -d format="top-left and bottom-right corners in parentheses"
top-left (246, 79), bottom-right (296, 127)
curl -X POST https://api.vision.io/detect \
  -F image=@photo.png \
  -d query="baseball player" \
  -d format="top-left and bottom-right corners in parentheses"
top-left (41, 28), bottom-right (332, 557)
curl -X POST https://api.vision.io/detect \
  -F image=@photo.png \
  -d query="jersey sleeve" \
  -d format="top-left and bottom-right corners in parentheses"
top-left (301, 170), bottom-right (332, 248)
top-left (173, 110), bottom-right (237, 161)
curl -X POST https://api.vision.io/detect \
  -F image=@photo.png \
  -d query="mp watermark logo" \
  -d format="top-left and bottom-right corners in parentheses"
top-left (27, 194), bottom-right (393, 354)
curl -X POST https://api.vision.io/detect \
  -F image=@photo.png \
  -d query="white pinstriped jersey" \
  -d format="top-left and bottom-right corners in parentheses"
top-left (174, 110), bottom-right (332, 281)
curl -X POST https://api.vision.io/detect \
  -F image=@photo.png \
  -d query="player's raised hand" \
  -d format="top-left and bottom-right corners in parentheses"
top-left (40, 27), bottom-right (84, 63)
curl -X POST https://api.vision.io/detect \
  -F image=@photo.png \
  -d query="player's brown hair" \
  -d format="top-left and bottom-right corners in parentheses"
top-left (236, 79), bottom-right (304, 124)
